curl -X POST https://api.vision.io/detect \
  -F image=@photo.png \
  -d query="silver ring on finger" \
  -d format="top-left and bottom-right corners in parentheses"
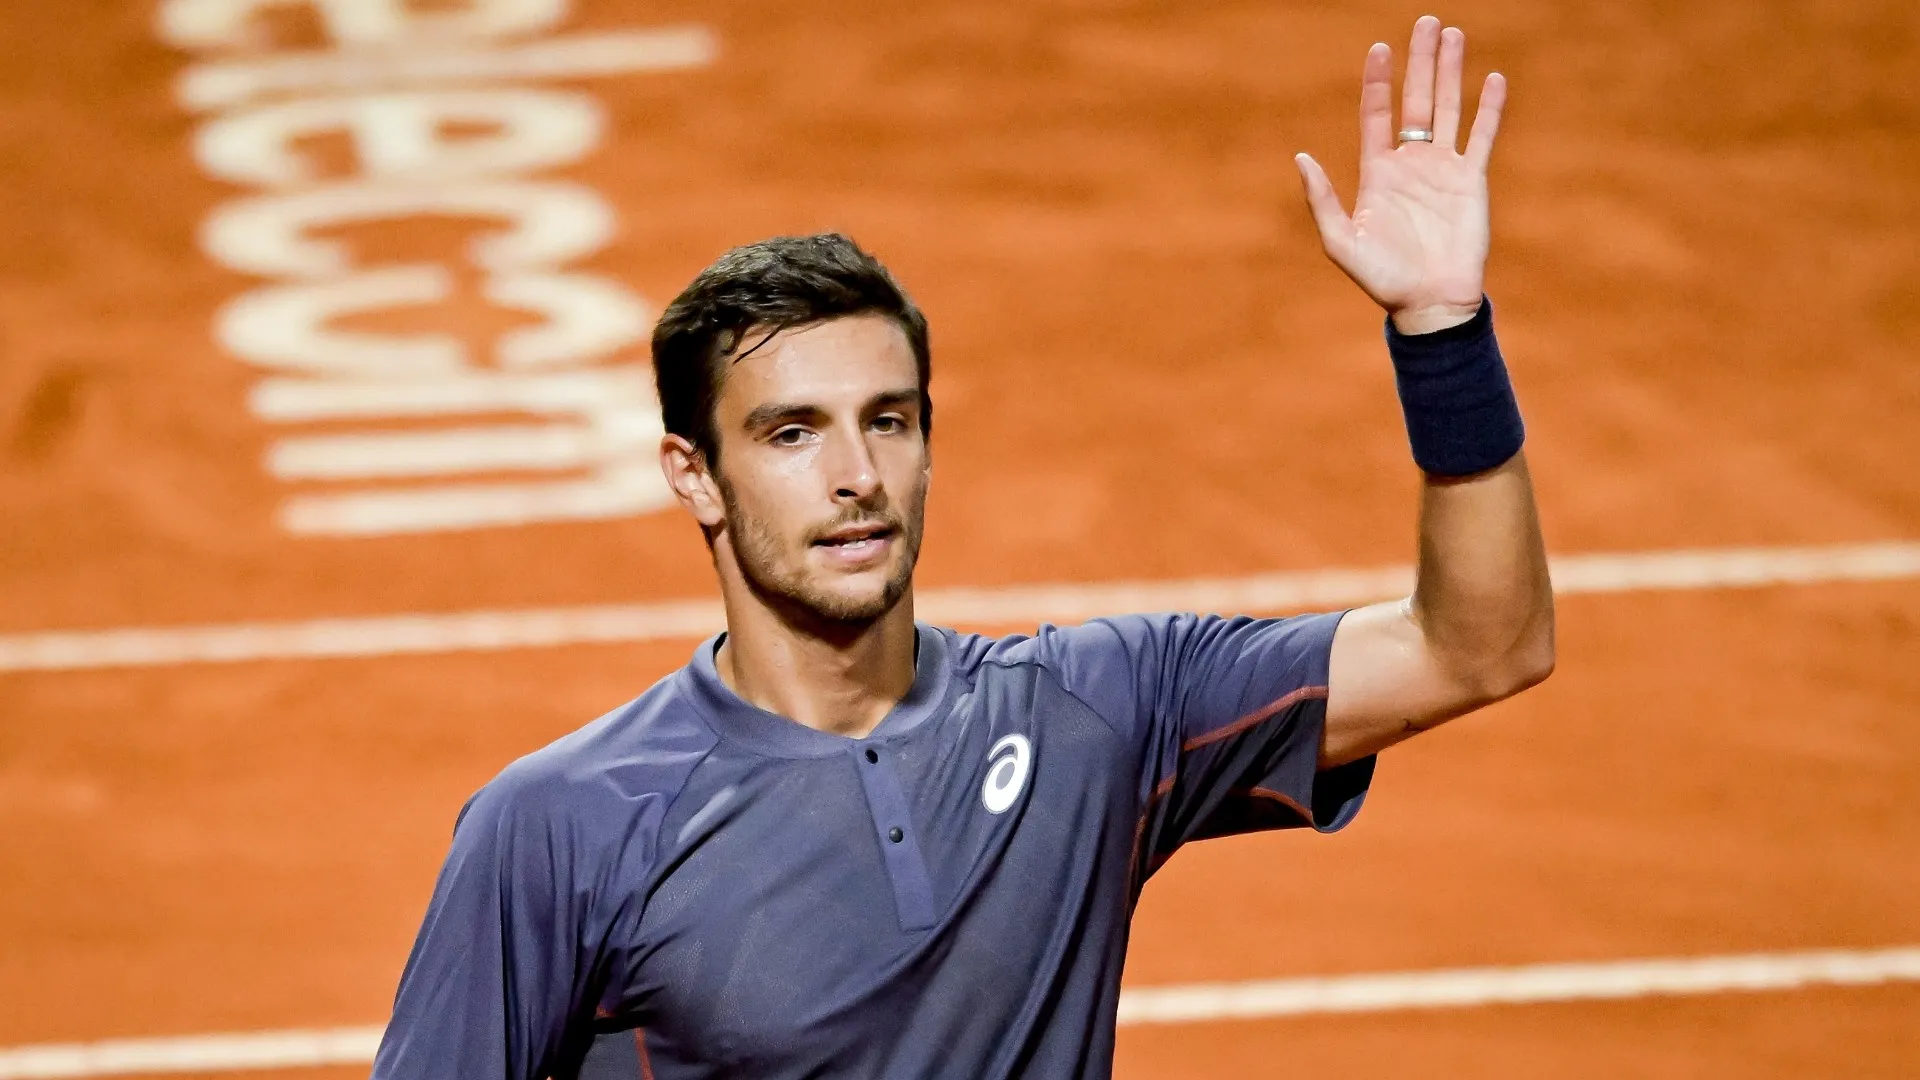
top-left (1397, 127), bottom-right (1435, 144)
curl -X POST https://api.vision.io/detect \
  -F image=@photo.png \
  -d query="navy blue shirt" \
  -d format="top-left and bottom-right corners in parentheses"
top-left (375, 613), bottom-right (1374, 1080)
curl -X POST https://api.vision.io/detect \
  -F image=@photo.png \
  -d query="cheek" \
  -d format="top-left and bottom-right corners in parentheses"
top-left (887, 446), bottom-right (932, 504)
top-left (767, 447), bottom-right (825, 487)
top-left (875, 432), bottom-right (926, 473)
top-left (724, 454), bottom-right (820, 535)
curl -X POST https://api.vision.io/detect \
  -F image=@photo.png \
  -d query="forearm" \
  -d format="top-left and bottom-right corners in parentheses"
top-left (1409, 451), bottom-right (1554, 701)
top-left (1393, 293), bottom-right (1554, 706)
top-left (1322, 453), bottom-right (1551, 766)
top-left (1322, 303), bottom-right (1553, 765)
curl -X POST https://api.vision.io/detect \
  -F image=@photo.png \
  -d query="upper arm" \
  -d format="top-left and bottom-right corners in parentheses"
top-left (1325, 595), bottom-right (1547, 767)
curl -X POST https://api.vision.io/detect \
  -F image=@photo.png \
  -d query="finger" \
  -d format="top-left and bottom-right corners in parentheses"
top-left (1399, 15), bottom-right (1443, 136)
top-left (1464, 71), bottom-right (1507, 168)
top-left (1359, 42), bottom-right (1395, 160)
top-left (1293, 153), bottom-right (1356, 265)
top-left (1432, 26), bottom-right (1466, 149)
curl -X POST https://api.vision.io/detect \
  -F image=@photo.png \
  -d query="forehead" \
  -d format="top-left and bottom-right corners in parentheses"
top-left (715, 315), bottom-right (917, 416)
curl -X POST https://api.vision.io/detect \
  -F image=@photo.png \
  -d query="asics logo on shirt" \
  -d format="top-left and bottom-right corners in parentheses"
top-left (981, 734), bottom-right (1032, 814)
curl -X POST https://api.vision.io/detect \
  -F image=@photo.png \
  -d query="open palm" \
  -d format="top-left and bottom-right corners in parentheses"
top-left (1296, 17), bottom-right (1507, 335)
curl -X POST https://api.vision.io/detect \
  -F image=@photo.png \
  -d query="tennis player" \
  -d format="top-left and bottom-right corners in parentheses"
top-left (375, 15), bottom-right (1549, 1079)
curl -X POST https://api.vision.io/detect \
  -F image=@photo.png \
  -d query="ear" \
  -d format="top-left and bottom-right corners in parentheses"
top-left (659, 434), bottom-right (726, 528)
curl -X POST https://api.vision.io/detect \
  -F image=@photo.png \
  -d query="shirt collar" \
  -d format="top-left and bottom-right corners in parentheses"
top-left (679, 623), bottom-right (953, 758)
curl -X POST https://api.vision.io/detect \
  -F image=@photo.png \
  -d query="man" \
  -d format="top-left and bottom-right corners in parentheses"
top-left (375, 15), bottom-right (1550, 1080)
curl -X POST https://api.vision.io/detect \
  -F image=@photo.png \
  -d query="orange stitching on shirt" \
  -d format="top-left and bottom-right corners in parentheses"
top-left (1130, 684), bottom-right (1326, 890)
top-left (1240, 785), bottom-right (1312, 824)
top-left (634, 1028), bottom-right (655, 1080)
top-left (1181, 685), bottom-right (1328, 752)
top-left (1127, 774), bottom-right (1178, 888)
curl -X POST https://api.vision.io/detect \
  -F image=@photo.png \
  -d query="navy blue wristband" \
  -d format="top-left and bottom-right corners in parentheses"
top-left (1385, 299), bottom-right (1524, 477)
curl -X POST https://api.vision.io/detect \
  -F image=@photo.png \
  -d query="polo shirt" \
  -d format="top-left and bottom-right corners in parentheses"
top-left (374, 611), bottom-right (1374, 1079)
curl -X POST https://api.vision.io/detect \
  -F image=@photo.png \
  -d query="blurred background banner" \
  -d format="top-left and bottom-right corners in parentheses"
top-left (1, 1), bottom-right (1916, 1077)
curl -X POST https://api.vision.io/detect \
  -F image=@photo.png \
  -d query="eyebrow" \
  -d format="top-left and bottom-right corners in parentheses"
top-left (741, 402), bottom-right (821, 431)
top-left (867, 388), bottom-right (922, 414)
top-left (740, 388), bottom-right (921, 433)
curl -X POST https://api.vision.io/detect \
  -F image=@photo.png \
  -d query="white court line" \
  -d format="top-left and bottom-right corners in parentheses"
top-left (2, 541), bottom-right (1917, 674)
top-left (1113, 946), bottom-right (1920, 1025)
top-left (0, 1029), bottom-right (381, 1080)
top-left (2, 947), bottom-right (1916, 1078)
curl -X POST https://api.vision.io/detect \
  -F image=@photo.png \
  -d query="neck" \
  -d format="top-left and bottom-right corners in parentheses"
top-left (712, 575), bottom-right (919, 739)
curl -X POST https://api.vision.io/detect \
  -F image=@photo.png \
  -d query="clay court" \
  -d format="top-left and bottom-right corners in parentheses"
top-left (3, 0), bottom-right (1919, 1077)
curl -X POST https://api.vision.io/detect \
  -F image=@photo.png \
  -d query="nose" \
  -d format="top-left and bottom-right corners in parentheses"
top-left (824, 425), bottom-right (881, 503)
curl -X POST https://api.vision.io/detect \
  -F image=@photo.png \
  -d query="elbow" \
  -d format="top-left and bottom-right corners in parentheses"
top-left (1503, 637), bottom-right (1556, 697)
top-left (1453, 617), bottom-right (1556, 706)
top-left (1459, 651), bottom-right (1552, 708)
top-left (1484, 617), bottom-right (1557, 701)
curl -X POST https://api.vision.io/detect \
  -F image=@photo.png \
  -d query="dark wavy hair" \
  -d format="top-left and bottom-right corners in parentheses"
top-left (650, 233), bottom-right (931, 468)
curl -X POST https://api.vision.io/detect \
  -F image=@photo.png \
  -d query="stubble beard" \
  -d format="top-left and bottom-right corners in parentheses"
top-left (718, 474), bottom-right (926, 628)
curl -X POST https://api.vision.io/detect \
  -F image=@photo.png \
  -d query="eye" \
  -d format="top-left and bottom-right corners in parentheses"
top-left (871, 414), bottom-right (907, 434)
top-left (770, 426), bottom-right (814, 447)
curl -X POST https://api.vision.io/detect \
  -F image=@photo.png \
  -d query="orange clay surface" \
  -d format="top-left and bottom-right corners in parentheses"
top-left (3, 1), bottom-right (1918, 1077)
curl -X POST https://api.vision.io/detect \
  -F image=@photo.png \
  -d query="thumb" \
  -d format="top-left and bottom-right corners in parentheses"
top-left (1293, 153), bottom-right (1356, 266)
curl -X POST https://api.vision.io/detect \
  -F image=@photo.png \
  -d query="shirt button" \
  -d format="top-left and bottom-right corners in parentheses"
top-left (864, 748), bottom-right (879, 764)
top-left (888, 827), bottom-right (904, 843)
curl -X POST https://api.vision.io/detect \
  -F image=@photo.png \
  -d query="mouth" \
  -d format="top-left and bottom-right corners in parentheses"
top-left (812, 521), bottom-right (898, 564)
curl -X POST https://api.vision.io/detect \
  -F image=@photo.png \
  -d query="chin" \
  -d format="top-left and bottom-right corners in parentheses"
top-left (797, 584), bottom-right (905, 624)
top-left (780, 562), bottom-right (909, 623)
top-left (732, 538), bottom-right (918, 628)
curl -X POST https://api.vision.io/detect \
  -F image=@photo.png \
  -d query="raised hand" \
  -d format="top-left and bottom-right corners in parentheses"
top-left (1294, 16), bottom-right (1507, 335)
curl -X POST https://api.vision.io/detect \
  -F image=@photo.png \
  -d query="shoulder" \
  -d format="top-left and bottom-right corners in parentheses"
top-left (933, 616), bottom-right (1191, 735)
top-left (457, 672), bottom-right (720, 858)
top-left (939, 614), bottom-right (1191, 678)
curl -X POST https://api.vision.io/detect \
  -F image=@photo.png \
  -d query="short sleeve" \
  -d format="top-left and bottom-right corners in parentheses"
top-left (372, 773), bottom-right (602, 1080)
top-left (1037, 612), bottom-right (1374, 879)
